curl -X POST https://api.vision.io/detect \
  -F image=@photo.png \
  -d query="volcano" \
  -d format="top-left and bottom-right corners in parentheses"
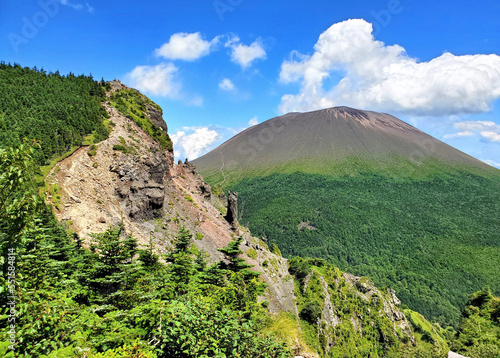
top-left (194, 107), bottom-right (497, 184)
top-left (193, 106), bottom-right (500, 326)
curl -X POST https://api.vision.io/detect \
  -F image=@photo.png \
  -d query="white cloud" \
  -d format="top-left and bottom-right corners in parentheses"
top-left (482, 159), bottom-right (500, 168)
top-left (443, 131), bottom-right (474, 139)
top-left (279, 19), bottom-right (500, 116)
top-left (171, 127), bottom-right (221, 160)
top-left (219, 78), bottom-right (235, 91)
top-left (445, 120), bottom-right (500, 142)
top-left (481, 131), bottom-right (500, 142)
top-left (126, 62), bottom-right (180, 97)
top-left (58, 0), bottom-right (82, 10)
top-left (248, 116), bottom-right (259, 126)
top-left (58, 0), bottom-right (93, 12)
top-left (226, 36), bottom-right (267, 69)
top-left (155, 32), bottom-right (219, 61)
top-left (455, 121), bottom-right (500, 132)
top-left (86, 3), bottom-right (94, 13)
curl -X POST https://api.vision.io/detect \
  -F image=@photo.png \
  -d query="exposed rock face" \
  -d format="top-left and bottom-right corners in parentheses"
top-left (45, 105), bottom-right (174, 243)
top-left (146, 104), bottom-right (168, 133)
top-left (45, 96), bottom-right (296, 316)
top-left (343, 273), bottom-right (414, 340)
top-left (111, 151), bottom-right (169, 220)
top-left (224, 191), bottom-right (239, 231)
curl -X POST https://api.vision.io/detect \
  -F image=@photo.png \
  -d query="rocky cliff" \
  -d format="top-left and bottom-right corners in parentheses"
top-left (45, 82), bottom-right (297, 317)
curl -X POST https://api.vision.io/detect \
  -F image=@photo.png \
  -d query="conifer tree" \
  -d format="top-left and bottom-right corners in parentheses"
top-left (218, 236), bottom-right (260, 281)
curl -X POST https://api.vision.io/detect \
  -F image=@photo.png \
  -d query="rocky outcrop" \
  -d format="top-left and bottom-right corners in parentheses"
top-left (343, 273), bottom-right (414, 340)
top-left (146, 104), bottom-right (168, 133)
top-left (111, 152), bottom-right (169, 220)
top-left (224, 191), bottom-right (239, 231)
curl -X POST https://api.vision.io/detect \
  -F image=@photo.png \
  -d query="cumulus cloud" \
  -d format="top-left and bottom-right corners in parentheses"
top-left (171, 127), bottom-right (221, 160)
top-left (455, 121), bottom-right (500, 132)
top-left (155, 32), bottom-right (219, 61)
top-left (279, 19), bottom-right (500, 116)
top-left (248, 116), bottom-right (259, 126)
top-left (445, 120), bottom-right (500, 142)
top-left (443, 131), bottom-right (474, 139)
top-left (481, 131), bottom-right (500, 142)
top-left (219, 78), bottom-right (236, 91)
top-left (126, 62), bottom-right (180, 97)
top-left (226, 36), bottom-right (267, 69)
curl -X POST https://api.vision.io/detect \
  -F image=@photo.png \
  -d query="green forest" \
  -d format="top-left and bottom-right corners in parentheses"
top-left (231, 172), bottom-right (500, 328)
top-left (0, 62), bottom-right (110, 166)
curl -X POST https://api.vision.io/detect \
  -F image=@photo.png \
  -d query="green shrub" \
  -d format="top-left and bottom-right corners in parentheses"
top-left (247, 248), bottom-right (257, 259)
top-left (300, 301), bottom-right (322, 324)
top-left (87, 144), bottom-right (98, 156)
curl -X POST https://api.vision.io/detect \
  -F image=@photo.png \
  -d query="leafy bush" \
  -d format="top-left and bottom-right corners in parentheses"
top-left (299, 302), bottom-right (321, 324)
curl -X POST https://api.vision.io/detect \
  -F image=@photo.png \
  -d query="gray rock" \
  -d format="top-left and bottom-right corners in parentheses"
top-left (224, 191), bottom-right (239, 231)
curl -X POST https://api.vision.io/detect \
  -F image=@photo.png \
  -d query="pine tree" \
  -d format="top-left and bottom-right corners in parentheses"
top-left (218, 236), bottom-right (260, 281)
top-left (165, 227), bottom-right (194, 290)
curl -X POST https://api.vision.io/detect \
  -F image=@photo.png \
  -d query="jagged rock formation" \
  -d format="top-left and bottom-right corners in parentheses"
top-left (295, 261), bottom-right (416, 356)
top-left (224, 191), bottom-right (239, 231)
top-left (343, 273), bottom-right (413, 339)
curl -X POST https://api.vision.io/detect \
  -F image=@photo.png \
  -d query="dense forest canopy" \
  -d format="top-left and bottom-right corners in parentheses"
top-left (0, 62), bottom-right (110, 165)
top-left (231, 171), bottom-right (500, 328)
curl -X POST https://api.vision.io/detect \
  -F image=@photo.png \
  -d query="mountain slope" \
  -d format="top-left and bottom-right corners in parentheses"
top-left (193, 106), bottom-right (500, 327)
top-left (194, 107), bottom-right (497, 184)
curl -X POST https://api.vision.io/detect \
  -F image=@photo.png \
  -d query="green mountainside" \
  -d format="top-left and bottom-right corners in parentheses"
top-left (0, 62), bottom-right (110, 166)
top-left (193, 107), bottom-right (500, 328)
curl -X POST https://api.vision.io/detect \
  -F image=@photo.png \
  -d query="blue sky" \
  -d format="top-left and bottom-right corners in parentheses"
top-left (1, 0), bottom-right (499, 167)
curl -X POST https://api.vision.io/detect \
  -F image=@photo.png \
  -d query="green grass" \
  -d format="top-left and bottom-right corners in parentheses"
top-left (112, 144), bottom-right (136, 155)
top-left (246, 248), bottom-right (257, 259)
top-left (195, 233), bottom-right (204, 240)
top-left (200, 153), bottom-right (500, 189)
top-left (228, 171), bottom-right (500, 328)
